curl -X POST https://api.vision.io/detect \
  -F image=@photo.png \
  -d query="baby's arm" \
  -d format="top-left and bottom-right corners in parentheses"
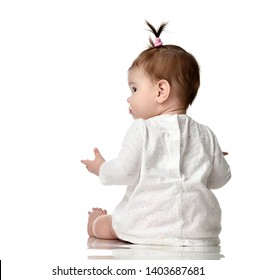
top-left (207, 139), bottom-right (231, 189)
top-left (207, 151), bottom-right (231, 189)
top-left (84, 120), bottom-right (143, 186)
top-left (81, 148), bottom-right (105, 176)
top-left (99, 121), bottom-right (143, 186)
top-left (81, 120), bottom-right (143, 185)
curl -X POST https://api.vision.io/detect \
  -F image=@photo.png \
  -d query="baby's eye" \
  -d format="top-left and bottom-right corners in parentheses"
top-left (131, 87), bottom-right (137, 93)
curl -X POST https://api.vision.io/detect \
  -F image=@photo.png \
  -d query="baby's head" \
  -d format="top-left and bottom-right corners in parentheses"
top-left (128, 21), bottom-right (200, 119)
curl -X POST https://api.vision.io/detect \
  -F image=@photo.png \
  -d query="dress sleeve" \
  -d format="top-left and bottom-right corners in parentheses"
top-left (207, 135), bottom-right (231, 189)
top-left (99, 120), bottom-right (144, 186)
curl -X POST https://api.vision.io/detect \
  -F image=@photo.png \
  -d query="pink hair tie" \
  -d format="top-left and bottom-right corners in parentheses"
top-left (154, 37), bottom-right (163, 47)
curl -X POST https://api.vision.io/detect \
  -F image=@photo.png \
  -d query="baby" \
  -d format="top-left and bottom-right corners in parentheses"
top-left (81, 21), bottom-right (231, 246)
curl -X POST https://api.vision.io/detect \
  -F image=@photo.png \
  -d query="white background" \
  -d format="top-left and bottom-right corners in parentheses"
top-left (0, 0), bottom-right (255, 279)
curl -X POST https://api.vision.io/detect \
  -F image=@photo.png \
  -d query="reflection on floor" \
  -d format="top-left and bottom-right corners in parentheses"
top-left (87, 237), bottom-right (224, 260)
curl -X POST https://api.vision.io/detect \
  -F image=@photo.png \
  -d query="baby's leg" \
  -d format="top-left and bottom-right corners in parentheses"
top-left (87, 208), bottom-right (118, 240)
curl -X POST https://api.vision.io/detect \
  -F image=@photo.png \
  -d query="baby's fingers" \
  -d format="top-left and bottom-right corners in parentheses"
top-left (93, 147), bottom-right (101, 157)
top-left (93, 147), bottom-right (105, 160)
top-left (81, 159), bottom-right (90, 166)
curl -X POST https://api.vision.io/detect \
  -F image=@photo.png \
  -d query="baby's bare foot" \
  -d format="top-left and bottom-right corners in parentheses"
top-left (87, 208), bottom-right (107, 237)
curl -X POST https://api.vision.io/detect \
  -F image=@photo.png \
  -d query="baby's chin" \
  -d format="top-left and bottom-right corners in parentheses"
top-left (129, 108), bottom-right (147, 119)
top-left (129, 109), bottom-right (138, 119)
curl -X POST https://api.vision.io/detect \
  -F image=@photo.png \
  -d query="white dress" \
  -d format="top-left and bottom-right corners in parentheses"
top-left (99, 115), bottom-right (231, 246)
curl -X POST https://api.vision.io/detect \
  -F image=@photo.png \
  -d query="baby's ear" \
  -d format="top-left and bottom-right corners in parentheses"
top-left (155, 79), bottom-right (171, 104)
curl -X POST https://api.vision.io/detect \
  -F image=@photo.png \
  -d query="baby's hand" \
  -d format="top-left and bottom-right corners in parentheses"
top-left (81, 148), bottom-right (105, 176)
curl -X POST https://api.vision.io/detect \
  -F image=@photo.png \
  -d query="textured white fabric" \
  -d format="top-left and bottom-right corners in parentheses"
top-left (99, 115), bottom-right (231, 246)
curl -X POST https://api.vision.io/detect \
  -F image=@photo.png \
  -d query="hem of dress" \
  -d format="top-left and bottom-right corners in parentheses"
top-left (115, 232), bottom-right (220, 247)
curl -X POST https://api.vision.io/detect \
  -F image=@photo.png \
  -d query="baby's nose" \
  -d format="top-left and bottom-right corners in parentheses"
top-left (127, 97), bottom-right (130, 103)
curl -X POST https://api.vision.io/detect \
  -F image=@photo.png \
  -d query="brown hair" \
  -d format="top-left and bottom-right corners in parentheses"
top-left (129, 21), bottom-right (200, 108)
